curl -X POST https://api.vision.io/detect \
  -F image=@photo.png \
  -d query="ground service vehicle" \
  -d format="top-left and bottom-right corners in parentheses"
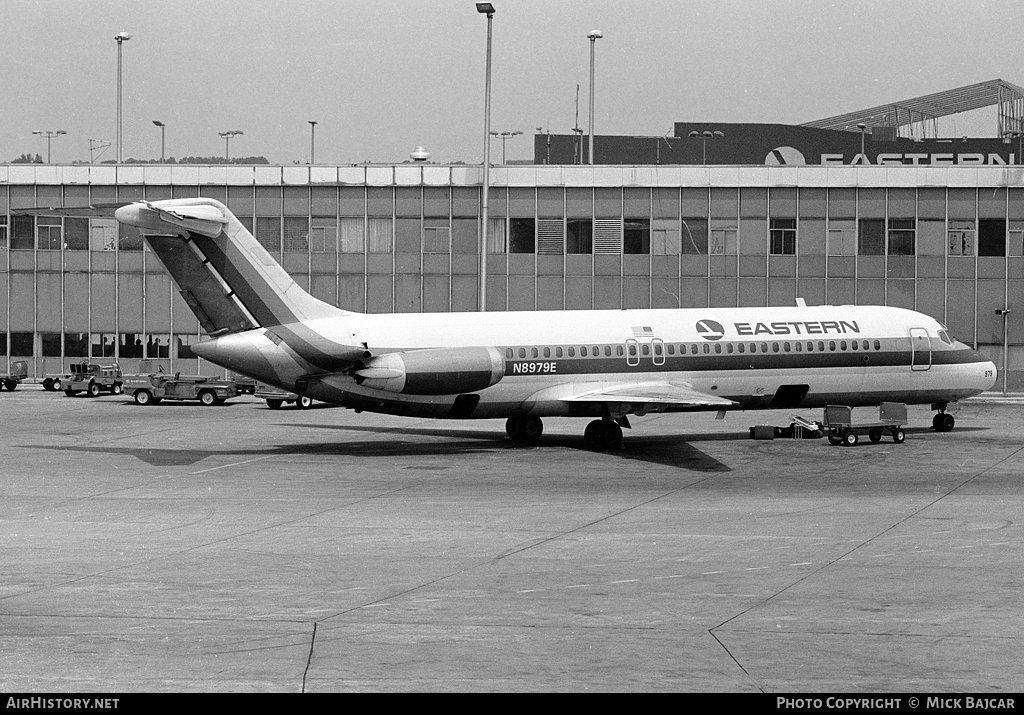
top-left (255, 382), bottom-right (313, 409)
top-left (1, 361), bottom-right (28, 391)
top-left (125, 373), bottom-right (239, 406)
top-left (62, 362), bottom-right (123, 397)
top-left (823, 402), bottom-right (908, 446)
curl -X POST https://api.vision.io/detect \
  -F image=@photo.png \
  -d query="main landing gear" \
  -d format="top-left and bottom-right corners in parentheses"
top-left (504, 416), bottom-right (625, 450)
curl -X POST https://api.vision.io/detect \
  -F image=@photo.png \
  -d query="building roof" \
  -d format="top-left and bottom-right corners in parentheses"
top-left (801, 79), bottom-right (1024, 136)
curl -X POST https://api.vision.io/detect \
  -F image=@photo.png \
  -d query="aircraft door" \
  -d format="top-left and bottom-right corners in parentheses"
top-left (625, 339), bottom-right (640, 367)
top-left (910, 328), bottom-right (931, 371)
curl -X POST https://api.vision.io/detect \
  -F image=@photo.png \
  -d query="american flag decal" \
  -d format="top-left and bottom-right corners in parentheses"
top-left (631, 326), bottom-right (654, 337)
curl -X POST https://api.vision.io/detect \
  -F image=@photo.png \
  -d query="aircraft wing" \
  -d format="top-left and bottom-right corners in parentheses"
top-left (553, 381), bottom-right (737, 408)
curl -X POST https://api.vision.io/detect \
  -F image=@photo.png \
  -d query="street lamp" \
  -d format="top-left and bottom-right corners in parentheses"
top-left (309, 121), bottom-right (317, 164)
top-left (1003, 130), bottom-right (1023, 164)
top-left (31, 129), bottom-right (67, 163)
top-left (477, 2), bottom-right (495, 312)
top-left (687, 129), bottom-right (724, 165)
top-left (489, 130), bottom-right (522, 164)
top-left (218, 130), bottom-right (243, 161)
top-left (587, 30), bottom-right (602, 165)
top-left (857, 123), bottom-right (868, 158)
top-left (115, 32), bottom-right (132, 163)
top-left (152, 121), bottom-right (165, 162)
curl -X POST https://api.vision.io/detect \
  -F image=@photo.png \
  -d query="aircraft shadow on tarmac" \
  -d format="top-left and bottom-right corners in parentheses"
top-left (24, 422), bottom-right (732, 472)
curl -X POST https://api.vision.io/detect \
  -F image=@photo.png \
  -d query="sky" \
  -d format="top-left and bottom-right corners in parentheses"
top-left (2, 0), bottom-right (1023, 165)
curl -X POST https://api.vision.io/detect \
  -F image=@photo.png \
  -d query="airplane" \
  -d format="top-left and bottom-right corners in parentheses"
top-left (111, 197), bottom-right (997, 448)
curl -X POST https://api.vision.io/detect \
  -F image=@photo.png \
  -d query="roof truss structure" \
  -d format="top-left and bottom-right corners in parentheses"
top-left (802, 79), bottom-right (1024, 138)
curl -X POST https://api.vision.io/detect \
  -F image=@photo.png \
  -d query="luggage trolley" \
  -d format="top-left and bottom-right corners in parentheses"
top-left (823, 402), bottom-right (907, 446)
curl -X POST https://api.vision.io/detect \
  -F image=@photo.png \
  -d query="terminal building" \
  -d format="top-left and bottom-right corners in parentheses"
top-left (2, 80), bottom-right (1023, 389)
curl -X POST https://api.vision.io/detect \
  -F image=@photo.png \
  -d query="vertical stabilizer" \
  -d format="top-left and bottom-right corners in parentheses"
top-left (115, 198), bottom-right (346, 333)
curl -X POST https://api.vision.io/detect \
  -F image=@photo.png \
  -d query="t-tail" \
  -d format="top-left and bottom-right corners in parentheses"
top-left (114, 198), bottom-right (367, 385)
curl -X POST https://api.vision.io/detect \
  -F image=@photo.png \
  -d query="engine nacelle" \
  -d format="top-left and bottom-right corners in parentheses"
top-left (354, 346), bottom-right (505, 395)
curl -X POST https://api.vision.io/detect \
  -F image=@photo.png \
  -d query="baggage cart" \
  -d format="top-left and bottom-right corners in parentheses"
top-left (823, 402), bottom-right (907, 446)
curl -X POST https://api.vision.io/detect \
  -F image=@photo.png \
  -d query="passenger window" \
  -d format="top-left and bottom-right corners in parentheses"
top-left (738, 343), bottom-right (745, 353)
top-left (654, 343), bottom-right (663, 356)
top-left (506, 348), bottom-right (513, 359)
top-left (617, 345), bottom-right (624, 356)
top-left (772, 343), bottom-right (779, 353)
top-left (556, 347), bottom-right (563, 358)
top-left (667, 344), bottom-right (675, 355)
top-left (568, 347), bottom-right (576, 357)
top-left (641, 344), bottom-right (650, 356)
top-left (795, 342), bottom-right (802, 352)
top-left (543, 347), bottom-right (551, 358)
top-left (818, 341), bottom-right (825, 351)
top-left (726, 343), bottom-right (733, 354)
top-left (840, 341), bottom-right (847, 350)
top-left (750, 343), bottom-right (757, 353)
top-left (714, 344), bottom-right (722, 354)
top-left (761, 342), bottom-right (768, 353)
top-left (691, 344), bottom-right (698, 355)
top-left (518, 348), bottom-right (526, 358)
top-left (783, 342), bottom-right (790, 352)
top-left (862, 340), bottom-right (869, 351)
top-left (593, 346), bottom-right (599, 356)
top-left (703, 344), bottom-right (710, 354)
top-left (874, 340), bottom-right (881, 350)
top-left (532, 347), bottom-right (539, 358)
top-left (604, 345), bottom-right (612, 357)
top-left (581, 346), bottom-right (588, 357)
top-left (851, 340), bottom-right (858, 351)
top-left (628, 344), bottom-right (637, 357)
top-left (806, 342), bottom-right (813, 352)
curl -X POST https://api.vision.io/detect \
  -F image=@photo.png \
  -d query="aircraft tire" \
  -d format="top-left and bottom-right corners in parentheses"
top-left (585, 420), bottom-right (622, 449)
top-left (937, 413), bottom-right (955, 432)
top-left (508, 416), bottom-right (543, 442)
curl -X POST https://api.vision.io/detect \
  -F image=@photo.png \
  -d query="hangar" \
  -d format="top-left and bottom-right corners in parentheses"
top-left (1, 81), bottom-right (1022, 390)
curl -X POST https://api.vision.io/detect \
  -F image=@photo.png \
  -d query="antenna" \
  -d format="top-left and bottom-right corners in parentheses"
top-left (88, 139), bottom-right (111, 164)
top-left (572, 84), bottom-right (583, 164)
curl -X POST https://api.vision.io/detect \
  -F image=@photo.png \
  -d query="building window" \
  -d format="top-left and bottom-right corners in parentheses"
top-left (624, 219), bottom-right (650, 254)
top-left (423, 218), bottom-right (451, 254)
top-left (887, 218), bottom-right (916, 255)
top-left (11, 216), bottom-right (34, 250)
top-left (37, 216), bottom-right (62, 250)
top-left (10, 332), bottom-right (33, 356)
top-left (146, 334), bottom-right (170, 359)
top-left (680, 218), bottom-right (709, 255)
top-left (89, 219), bottom-right (117, 251)
top-left (176, 334), bottom-right (198, 360)
top-left (64, 333), bottom-right (89, 358)
top-left (858, 219), bottom-right (885, 255)
top-left (509, 218), bottom-right (535, 253)
top-left (948, 220), bottom-right (975, 256)
top-left (118, 222), bottom-right (144, 251)
top-left (537, 219), bottom-right (564, 255)
top-left (0, 216), bottom-right (7, 249)
top-left (1009, 221), bottom-right (1024, 257)
top-left (65, 218), bottom-right (89, 250)
top-left (594, 218), bottom-right (623, 254)
top-left (310, 218), bottom-right (338, 253)
top-left (978, 219), bottom-right (1006, 256)
top-left (769, 218), bottom-right (796, 255)
top-left (120, 334), bottom-right (144, 359)
top-left (40, 333), bottom-right (61, 357)
top-left (709, 220), bottom-right (737, 255)
top-left (367, 218), bottom-right (393, 253)
top-left (566, 219), bottom-right (593, 254)
top-left (283, 217), bottom-right (310, 253)
top-left (652, 218), bottom-right (681, 255)
top-left (827, 219), bottom-right (856, 256)
top-left (487, 217), bottom-right (506, 253)
top-left (339, 218), bottom-right (365, 253)
top-left (91, 334), bottom-right (116, 358)
top-left (255, 217), bottom-right (282, 252)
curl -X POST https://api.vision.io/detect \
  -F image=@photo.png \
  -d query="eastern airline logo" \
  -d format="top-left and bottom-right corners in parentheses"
top-left (696, 319), bottom-right (725, 341)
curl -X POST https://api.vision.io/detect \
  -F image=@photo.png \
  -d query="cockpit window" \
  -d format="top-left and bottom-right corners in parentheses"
top-left (938, 330), bottom-right (954, 346)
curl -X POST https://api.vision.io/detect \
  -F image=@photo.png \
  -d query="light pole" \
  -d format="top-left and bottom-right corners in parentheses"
top-left (688, 129), bottom-right (724, 165)
top-left (1003, 130), bottom-right (1023, 164)
top-left (489, 130), bottom-right (521, 164)
top-left (996, 308), bottom-right (1011, 394)
top-left (308, 121), bottom-right (317, 164)
top-left (587, 30), bottom-right (602, 165)
top-left (115, 32), bottom-right (131, 163)
top-left (152, 121), bottom-right (165, 162)
top-left (219, 130), bottom-right (243, 161)
top-left (477, 3), bottom-right (495, 312)
top-left (31, 130), bottom-right (67, 163)
top-left (857, 122), bottom-right (868, 159)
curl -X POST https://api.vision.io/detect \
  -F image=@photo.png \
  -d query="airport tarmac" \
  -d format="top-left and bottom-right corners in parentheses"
top-left (0, 388), bottom-right (1021, 693)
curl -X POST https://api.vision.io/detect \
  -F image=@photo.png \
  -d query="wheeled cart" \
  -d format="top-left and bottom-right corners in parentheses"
top-left (823, 402), bottom-right (907, 446)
